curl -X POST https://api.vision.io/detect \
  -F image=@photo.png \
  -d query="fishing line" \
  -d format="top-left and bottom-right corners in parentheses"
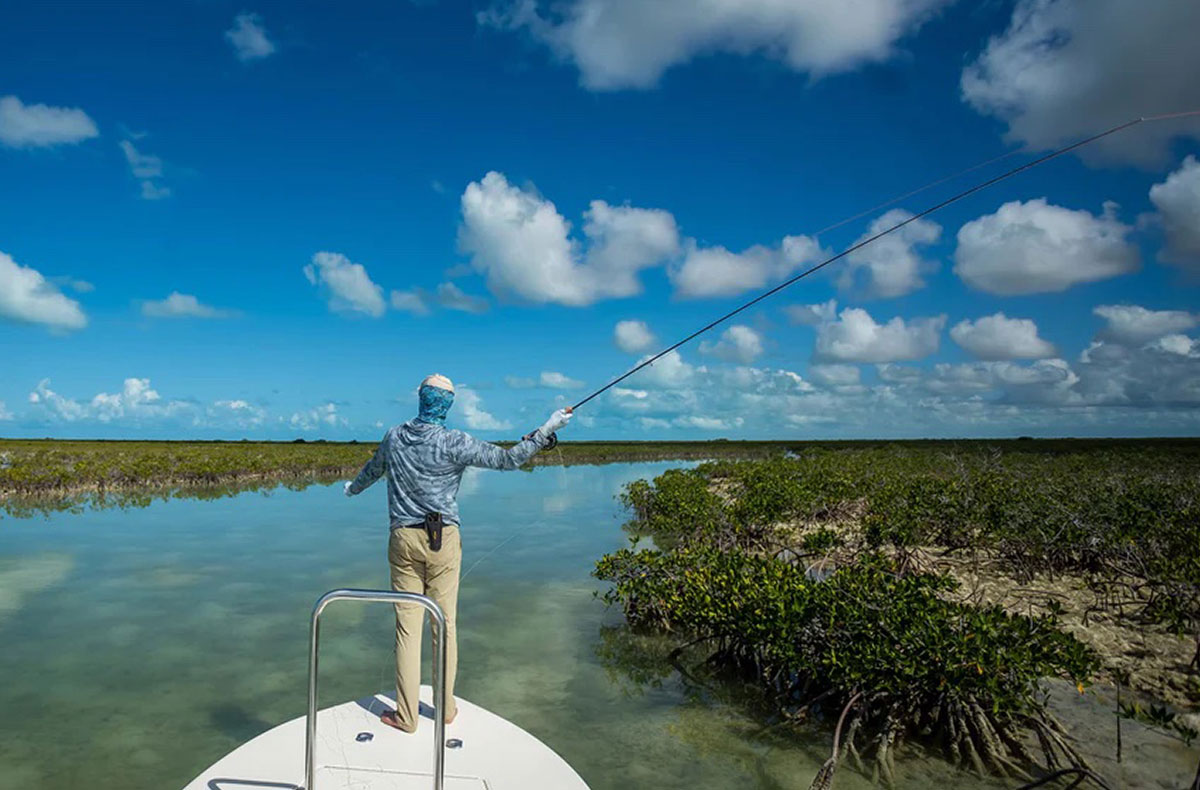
top-left (570, 110), bottom-right (1200, 413)
top-left (811, 147), bottom-right (1024, 238)
top-left (461, 530), bottom-right (525, 581)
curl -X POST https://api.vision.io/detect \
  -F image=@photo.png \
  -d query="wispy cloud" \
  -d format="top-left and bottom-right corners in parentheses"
top-left (225, 13), bottom-right (276, 62)
top-left (119, 140), bottom-right (171, 200)
top-left (388, 282), bottom-right (490, 315)
top-left (506, 371), bottom-right (584, 390)
top-left (141, 292), bottom-right (235, 319)
top-left (390, 288), bottom-right (431, 316)
top-left (435, 282), bottom-right (489, 314)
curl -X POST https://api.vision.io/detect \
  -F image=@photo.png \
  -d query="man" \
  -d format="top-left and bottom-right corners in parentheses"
top-left (343, 373), bottom-right (572, 732)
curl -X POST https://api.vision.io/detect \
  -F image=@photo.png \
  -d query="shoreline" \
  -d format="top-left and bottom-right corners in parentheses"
top-left (5, 436), bottom-right (1199, 503)
top-left (0, 438), bottom-right (799, 503)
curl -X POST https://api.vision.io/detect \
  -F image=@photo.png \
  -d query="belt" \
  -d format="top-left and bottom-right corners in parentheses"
top-left (394, 512), bottom-right (449, 552)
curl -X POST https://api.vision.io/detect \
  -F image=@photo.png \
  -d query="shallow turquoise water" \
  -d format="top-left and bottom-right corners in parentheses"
top-left (1, 463), bottom-right (1195, 789)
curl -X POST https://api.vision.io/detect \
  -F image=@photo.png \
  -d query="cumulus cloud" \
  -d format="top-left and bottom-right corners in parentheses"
top-left (481, 0), bottom-right (949, 91)
top-left (673, 415), bottom-right (741, 431)
top-left (923, 359), bottom-right (1082, 405)
top-left (457, 172), bottom-right (679, 306)
top-left (583, 199), bottom-right (683, 294)
top-left (85, 378), bottom-right (163, 423)
top-left (1152, 334), bottom-right (1197, 357)
top-left (906, 329), bottom-right (1200, 410)
top-left (595, 336), bottom-right (1200, 437)
top-left (785, 299), bottom-right (837, 326)
top-left (141, 292), bottom-right (233, 319)
top-left (507, 371), bottom-right (585, 389)
top-left (21, 378), bottom-right (355, 434)
top-left (119, 140), bottom-right (170, 200)
top-left (539, 371), bottom-right (584, 389)
top-left (225, 13), bottom-right (276, 62)
top-left (209, 399), bottom-right (266, 428)
top-left (809, 364), bottom-right (861, 388)
top-left (0, 251), bottom-right (87, 331)
top-left (614, 319), bottom-right (655, 353)
top-left (961, 0), bottom-right (1200, 167)
top-left (304, 251), bottom-right (386, 317)
top-left (1074, 339), bottom-right (1200, 407)
top-left (950, 313), bottom-right (1056, 360)
top-left (627, 349), bottom-right (700, 390)
top-left (837, 209), bottom-right (941, 299)
top-left (1149, 155), bottom-right (1200, 274)
top-left (811, 304), bottom-right (945, 363)
top-left (954, 199), bottom-right (1139, 295)
top-left (670, 234), bottom-right (824, 299)
top-left (604, 352), bottom-right (853, 434)
top-left (1093, 304), bottom-right (1198, 345)
top-left (289, 403), bottom-right (345, 432)
top-left (876, 363), bottom-right (921, 384)
top-left (457, 171), bottom-right (825, 304)
top-left (456, 387), bottom-right (512, 430)
top-left (0, 95), bottom-right (98, 148)
top-left (27, 380), bottom-right (84, 421)
top-left (698, 325), bottom-right (764, 364)
top-left (28, 377), bottom-right (195, 424)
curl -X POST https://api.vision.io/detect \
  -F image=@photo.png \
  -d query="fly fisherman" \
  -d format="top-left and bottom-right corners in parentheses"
top-left (343, 373), bottom-right (572, 733)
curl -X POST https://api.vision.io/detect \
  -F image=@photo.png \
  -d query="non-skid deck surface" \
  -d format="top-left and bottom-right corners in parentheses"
top-left (185, 686), bottom-right (588, 790)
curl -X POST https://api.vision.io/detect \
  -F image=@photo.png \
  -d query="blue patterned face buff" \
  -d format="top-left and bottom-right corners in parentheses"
top-left (417, 385), bottom-right (454, 425)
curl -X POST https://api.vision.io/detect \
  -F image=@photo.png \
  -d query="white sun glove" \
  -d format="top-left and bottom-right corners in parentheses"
top-left (343, 481), bottom-right (353, 497)
top-left (540, 408), bottom-right (573, 436)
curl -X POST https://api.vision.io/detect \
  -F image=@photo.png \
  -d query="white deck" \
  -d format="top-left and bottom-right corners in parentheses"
top-left (184, 686), bottom-right (589, 790)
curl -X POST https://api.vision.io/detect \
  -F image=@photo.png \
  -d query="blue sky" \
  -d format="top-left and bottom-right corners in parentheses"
top-left (2, 0), bottom-right (1199, 441)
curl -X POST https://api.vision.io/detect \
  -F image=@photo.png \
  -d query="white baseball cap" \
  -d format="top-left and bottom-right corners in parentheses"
top-left (421, 373), bottom-right (455, 393)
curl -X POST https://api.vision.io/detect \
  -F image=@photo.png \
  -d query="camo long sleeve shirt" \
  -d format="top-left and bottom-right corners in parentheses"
top-left (347, 418), bottom-right (549, 528)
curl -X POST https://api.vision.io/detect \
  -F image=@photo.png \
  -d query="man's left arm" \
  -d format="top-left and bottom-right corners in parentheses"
top-left (345, 434), bottom-right (388, 496)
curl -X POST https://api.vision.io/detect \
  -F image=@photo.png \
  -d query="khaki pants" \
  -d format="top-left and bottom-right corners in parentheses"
top-left (388, 524), bottom-right (461, 732)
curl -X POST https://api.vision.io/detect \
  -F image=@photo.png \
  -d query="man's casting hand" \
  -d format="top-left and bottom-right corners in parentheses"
top-left (540, 407), bottom-right (573, 435)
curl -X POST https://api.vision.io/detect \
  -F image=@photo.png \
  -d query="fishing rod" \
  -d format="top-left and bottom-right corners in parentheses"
top-left (569, 109), bottom-right (1200, 413)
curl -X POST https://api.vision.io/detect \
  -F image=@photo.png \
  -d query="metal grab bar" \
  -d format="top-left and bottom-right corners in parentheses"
top-left (304, 589), bottom-right (448, 790)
